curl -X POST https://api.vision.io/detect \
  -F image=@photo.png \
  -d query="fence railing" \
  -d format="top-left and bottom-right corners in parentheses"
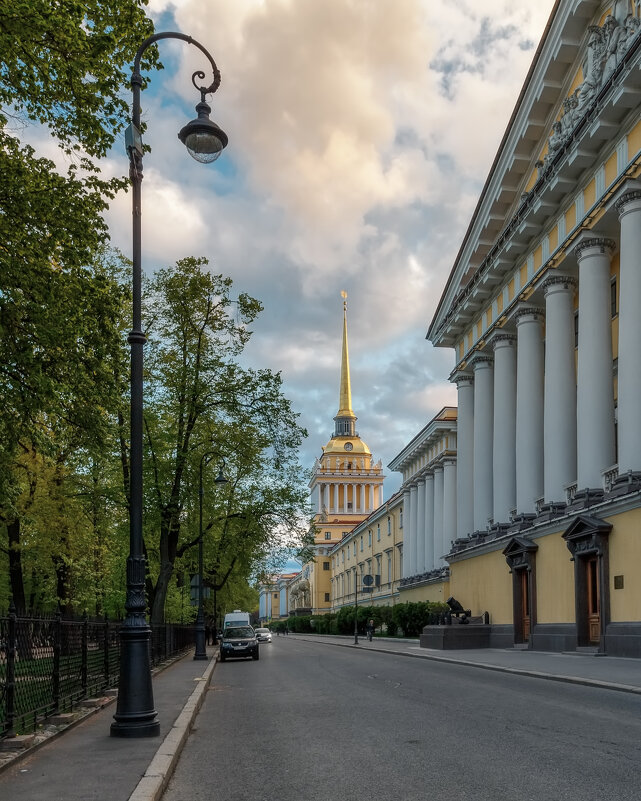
top-left (0, 607), bottom-right (195, 739)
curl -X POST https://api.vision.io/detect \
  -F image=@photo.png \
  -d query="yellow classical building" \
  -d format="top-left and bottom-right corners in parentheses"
top-left (289, 294), bottom-right (385, 616)
top-left (423, 0), bottom-right (641, 656)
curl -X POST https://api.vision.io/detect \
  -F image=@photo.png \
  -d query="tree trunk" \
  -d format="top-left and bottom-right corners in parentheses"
top-left (7, 518), bottom-right (27, 614)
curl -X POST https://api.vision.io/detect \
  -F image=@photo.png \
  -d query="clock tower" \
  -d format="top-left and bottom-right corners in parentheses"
top-left (290, 293), bottom-right (384, 615)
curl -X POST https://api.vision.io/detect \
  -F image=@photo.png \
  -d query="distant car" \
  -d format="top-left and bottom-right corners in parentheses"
top-left (219, 626), bottom-right (259, 661)
top-left (255, 628), bottom-right (272, 643)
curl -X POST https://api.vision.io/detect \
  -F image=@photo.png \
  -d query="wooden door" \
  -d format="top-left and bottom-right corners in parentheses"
top-left (520, 570), bottom-right (530, 642)
top-left (586, 557), bottom-right (600, 645)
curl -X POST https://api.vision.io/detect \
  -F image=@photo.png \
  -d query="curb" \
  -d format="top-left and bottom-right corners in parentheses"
top-left (289, 635), bottom-right (641, 696)
top-left (127, 653), bottom-right (217, 801)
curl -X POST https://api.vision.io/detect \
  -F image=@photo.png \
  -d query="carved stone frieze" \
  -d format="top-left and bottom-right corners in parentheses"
top-left (542, 10), bottom-right (640, 171)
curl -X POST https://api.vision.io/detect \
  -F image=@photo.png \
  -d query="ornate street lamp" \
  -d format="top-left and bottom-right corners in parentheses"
top-left (195, 454), bottom-right (228, 660)
top-left (111, 32), bottom-right (228, 739)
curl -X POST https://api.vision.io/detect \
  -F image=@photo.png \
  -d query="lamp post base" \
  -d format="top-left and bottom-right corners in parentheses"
top-left (110, 621), bottom-right (160, 738)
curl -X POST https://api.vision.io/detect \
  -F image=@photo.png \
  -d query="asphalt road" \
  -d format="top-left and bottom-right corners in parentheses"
top-left (163, 638), bottom-right (641, 801)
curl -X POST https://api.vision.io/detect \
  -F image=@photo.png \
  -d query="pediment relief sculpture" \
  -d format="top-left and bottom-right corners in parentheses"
top-left (540, 8), bottom-right (640, 171)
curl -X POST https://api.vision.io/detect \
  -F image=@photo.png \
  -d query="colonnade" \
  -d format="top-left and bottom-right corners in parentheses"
top-left (401, 458), bottom-right (456, 579)
top-left (453, 188), bottom-right (641, 538)
top-left (317, 481), bottom-right (381, 515)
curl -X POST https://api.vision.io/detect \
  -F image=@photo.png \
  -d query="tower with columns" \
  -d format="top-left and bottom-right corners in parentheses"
top-left (422, 1), bottom-right (641, 657)
top-left (299, 293), bottom-right (385, 615)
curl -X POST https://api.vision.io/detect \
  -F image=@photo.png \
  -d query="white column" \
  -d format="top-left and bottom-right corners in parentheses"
top-left (454, 374), bottom-right (474, 538)
top-left (492, 334), bottom-right (517, 523)
top-left (575, 238), bottom-right (616, 489)
top-left (442, 458), bottom-right (457, 562)
top-left (616, 191), bottom-right (641, 474)
top-left (409, 483), bottom-right (418, 577)
top-left (515, 307), bottom-right (544, 514)
top-left (472, 356), bottom-right (493, 530)
top-left (543, 276), bottom-right (577, 503)
top-left (403, 487), bottom-right (412, 578)
top-left (317, 484), bottom-right (323, 513)
top-left (415, 477), bottom-right (426, 575)
top-left (433, 466), bottom-right (444, 566)
top-left (424, 472), bottom-right (435, 571)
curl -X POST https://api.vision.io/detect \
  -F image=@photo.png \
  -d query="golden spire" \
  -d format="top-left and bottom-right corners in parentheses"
top-left (337, 291), bottom-right (355, 419)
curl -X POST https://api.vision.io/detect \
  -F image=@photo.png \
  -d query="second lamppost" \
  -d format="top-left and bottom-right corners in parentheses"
top-left (195, 454), bottom-right (228, 660)
top-left (111, 32), bottom-right (228, 738)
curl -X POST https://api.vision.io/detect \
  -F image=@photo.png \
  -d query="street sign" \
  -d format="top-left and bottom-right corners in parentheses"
top-left (362, 574), bottom-right (374, 586)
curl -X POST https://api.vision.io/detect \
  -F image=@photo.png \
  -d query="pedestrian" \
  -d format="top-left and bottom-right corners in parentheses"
top-left (285, 625), bottom-right (289, 635)
top-left (366, 619), bottom-right (375, 642)
top-left (205, 622), bottom-right (211, 646)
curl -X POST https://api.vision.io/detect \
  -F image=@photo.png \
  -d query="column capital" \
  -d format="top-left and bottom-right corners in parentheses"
top-left (488, 331), bottom-right (516, 350)
top-left (616, 190), bottom-right (641, 218)
top-left (450, 368), bottom-right (473, 385)
top-left (574, 237), bottom-right (616, 262)
top-left (470, 353), bottom-right (493, 370)
top-left (515, 306), bottom-right (544, 324)
top-left (432, 463), bottom-right (444, 474)
top-left (542, 274), bottom-right (577, 295)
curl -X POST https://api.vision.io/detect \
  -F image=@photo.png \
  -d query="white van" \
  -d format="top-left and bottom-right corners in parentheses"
top-left (223, 610), bottom-right (251, 629)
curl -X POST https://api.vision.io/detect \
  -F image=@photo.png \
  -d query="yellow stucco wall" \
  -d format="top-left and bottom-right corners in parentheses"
top-left (533, 531), bottom-right (575, 623)
top-left (449, 551), bottom-right (512, 624)
top-left (607, 508), bottom-right (641, 621)
top-left (398, 580), bottom-right (449, 604)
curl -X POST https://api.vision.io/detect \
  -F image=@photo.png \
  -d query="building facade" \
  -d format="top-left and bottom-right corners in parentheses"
top-left (330, 492), bottom-right (404, 610)
top-left (388, 407), bottom-right (457, 605)
top-left (424, 0), bottom-right (641, 656)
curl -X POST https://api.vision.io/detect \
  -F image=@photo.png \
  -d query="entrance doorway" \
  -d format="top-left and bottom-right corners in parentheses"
top-left (520, 570), bottom-right (531, 642)
top-left (586, 556), bottom-right (600, 645)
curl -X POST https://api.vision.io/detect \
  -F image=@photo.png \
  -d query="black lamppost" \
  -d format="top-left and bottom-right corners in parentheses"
top-left (195, 454), bottom-right (228, 660)
top-left (111, 32), bottom-right (228, 739)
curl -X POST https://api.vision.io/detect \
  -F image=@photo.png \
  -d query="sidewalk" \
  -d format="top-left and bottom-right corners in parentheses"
top-left (0, 645), bottom-right (218, 801)
top-left (1, 637), bottom-right (640, 801)
top-left (288, 632), bottom-right (641, 694)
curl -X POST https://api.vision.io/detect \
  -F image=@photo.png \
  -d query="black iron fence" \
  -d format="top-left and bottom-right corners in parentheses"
top-left (0, 606), bottom-right (195, 738)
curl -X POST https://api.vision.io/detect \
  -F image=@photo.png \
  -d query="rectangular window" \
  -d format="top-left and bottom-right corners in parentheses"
top-left (360, 536), bottom-right (364, 552)
top-left (388, 517), bottom-right (391, 535)
top-left (323, 561), bottom-right (330, 571)
top-left (400, 509), bottom-right (404, 529)
top-left (368, 531), bottom-right (372, 546)
top-left (324, 592), bottom-right (330, 602)
top-left (325, 531), bottom-right (332, 540)
top-left (377, 524), bottom-right (381, 541)
top-left (353, 542), bottom-right (357, 556)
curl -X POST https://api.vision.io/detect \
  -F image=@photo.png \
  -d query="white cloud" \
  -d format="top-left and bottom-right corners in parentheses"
top-left (110, 0), bottom-right (556, 491)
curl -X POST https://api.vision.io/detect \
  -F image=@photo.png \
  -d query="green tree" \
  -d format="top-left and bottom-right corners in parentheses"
top-left (1, 0), bottom-right (155, 607)
top-left (140, 258), bottom-right (310, 623)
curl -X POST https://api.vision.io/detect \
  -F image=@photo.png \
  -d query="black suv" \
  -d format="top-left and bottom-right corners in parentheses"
top-left (219, 626), bottom-right (259, 661)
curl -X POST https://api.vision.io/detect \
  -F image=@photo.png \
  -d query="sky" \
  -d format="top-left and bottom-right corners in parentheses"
top-left (100, 0), bottom-right (555, 503)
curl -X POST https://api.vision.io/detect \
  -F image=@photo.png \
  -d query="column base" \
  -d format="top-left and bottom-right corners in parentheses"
top-left (509, 514), bottom-right (536, 532)
top-left (609, 471), bottom-right (641, 497)
top-left (488, 522), bottom-right (511, 537)
top-left (570, 488), bottom-right (604, 509)
top-left (537, 502), bottom-right (567, 522)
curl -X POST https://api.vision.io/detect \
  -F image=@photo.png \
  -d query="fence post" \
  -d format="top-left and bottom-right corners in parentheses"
top-left (81, 611), bottom-right (88, 694)
top-left (52, 607), bottom-right (61, 712)
top-left (5, 601), bottom-right (17, 737)
top-left (103, 615), bottom-right (110, 690)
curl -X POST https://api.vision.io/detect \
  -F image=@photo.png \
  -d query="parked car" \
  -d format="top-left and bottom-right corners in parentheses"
top-left (219, 626), bottom-right (259, 661)
top-left (255, 627), bottom-right (272, 643)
